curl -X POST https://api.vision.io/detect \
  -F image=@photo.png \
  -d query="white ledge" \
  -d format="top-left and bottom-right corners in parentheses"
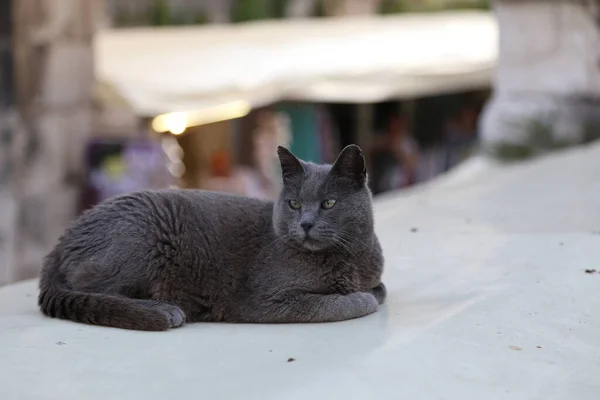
top-left (1, 143), bottom-right (600, 400)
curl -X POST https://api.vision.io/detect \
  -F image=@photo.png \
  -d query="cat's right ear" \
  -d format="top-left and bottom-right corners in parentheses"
top-left (330, 144), bottom-right (367, 184)
top-left (277, 146), bottom-right (304, 181)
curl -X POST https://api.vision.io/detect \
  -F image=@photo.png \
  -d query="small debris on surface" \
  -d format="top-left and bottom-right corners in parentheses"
top-left (55, 341), bottom-right (66, 346)
top-left (410, 227), bottom-right (418, 233)
top-left (287, 358), bottom-right (295, 362)
top-left (509, 346), bottom-right (522, 351)
top-left (536, 346), bottom-right (542, 349)
top-left (584, 269), bottom-right (597, 274)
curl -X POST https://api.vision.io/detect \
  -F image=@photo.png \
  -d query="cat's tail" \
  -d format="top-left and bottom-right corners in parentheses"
top-left (37, 250), bottom-right (184, 331)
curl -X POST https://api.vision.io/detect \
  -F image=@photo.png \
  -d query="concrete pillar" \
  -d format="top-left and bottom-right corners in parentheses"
top-left (0, 0), bottom-right (17, 286)
top-left (6, 0), bottom-right (103, 283)
top-left (480, 0), bottom-right (600, 159)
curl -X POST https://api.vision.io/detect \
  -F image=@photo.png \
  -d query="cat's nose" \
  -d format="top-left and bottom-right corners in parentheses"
top-left (301, 221), bottom-right (314, 233)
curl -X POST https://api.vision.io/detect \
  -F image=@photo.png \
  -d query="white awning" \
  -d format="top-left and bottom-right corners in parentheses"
top-left (94, 11), bottom-right (498, 117)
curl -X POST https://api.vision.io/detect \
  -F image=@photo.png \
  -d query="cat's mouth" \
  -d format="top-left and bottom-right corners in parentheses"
top-left (301, 236), bottom-right (328, 252)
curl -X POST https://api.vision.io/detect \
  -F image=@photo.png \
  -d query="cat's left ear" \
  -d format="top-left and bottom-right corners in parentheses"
top-left (330, 144), bottom-right (367, 184)
top-left (277, 146), bottom-right (304, 181)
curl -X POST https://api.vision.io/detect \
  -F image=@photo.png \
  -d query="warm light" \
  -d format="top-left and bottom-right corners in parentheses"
top-left (152, 112), bottom-right (188, 135)
top-left (151, 100), bottom-right (251, 135)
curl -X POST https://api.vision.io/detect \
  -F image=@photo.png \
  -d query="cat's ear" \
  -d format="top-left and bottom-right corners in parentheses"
top-left (277, 146), bottom-right (304, 181)
top-left (330, 144), bottom-right (367, 184)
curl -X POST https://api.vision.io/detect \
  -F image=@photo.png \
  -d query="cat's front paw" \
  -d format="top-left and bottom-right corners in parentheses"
top-left (370, 282), bottom-right (387, 305)
top-left (155, 302), bottom-right (186, 328)
top-left (347, 291), bottom-right (379, 318)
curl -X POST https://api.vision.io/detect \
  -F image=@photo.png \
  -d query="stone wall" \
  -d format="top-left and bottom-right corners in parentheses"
top-left (480, 0), bottom-right (600, 158)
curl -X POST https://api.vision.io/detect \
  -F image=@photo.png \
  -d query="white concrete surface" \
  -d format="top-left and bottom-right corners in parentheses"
top-left (1, 143), bottom-right (600, 400)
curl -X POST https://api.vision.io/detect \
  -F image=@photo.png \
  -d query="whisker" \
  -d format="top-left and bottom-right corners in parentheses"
top-left (255, 233), bottom-right (291, 261)
top-left (315, 222), bottom-right (362, 258)
top-left (330, 236), bottom-right (359, 258)
top-left (334, 235), bottom-right (363, 259)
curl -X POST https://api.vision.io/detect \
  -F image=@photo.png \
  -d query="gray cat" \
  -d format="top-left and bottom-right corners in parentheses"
top-left (38, 144), bottom-right (386, 330)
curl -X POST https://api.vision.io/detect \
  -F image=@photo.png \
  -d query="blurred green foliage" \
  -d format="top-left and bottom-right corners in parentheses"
top-left (149, 0), bottom-right (172, 26)
top-left (113, 0), bottom-right (491, 28)
top-left (231, 0), bottom-right (288, 22)
top-left (381, 0), bottom-right (490, 14)
top-left (115, 0), bottom-right (212, 27)
top-left (313, 0), bottom-right (326, 18)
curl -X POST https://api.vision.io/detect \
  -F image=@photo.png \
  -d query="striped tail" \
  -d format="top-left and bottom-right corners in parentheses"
top-left (38, 250), bottom-right (185, 331)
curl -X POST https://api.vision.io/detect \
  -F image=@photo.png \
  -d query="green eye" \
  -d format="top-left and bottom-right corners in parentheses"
top-left (289, 200), bottom-right (302, 210)
top-left (321, 199), bottom-right (337, 209)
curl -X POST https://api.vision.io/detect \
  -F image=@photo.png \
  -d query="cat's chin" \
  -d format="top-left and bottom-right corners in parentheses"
top-left (303, 240), bottom-right (328, 252)
top-left (289, 237), bottom-right (331, 253)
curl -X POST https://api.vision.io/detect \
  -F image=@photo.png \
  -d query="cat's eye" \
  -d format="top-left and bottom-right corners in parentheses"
top-left (289, 200), bottom-right (302, 210)
top-left (321, 199), bottom-right (337, 209)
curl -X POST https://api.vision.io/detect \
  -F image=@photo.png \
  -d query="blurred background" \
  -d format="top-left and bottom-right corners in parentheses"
top-left (0, 0), bottom-right (599, 286)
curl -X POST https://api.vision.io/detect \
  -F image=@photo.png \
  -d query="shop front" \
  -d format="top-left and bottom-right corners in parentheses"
top-left (89, 10), bottom-right (498, 207)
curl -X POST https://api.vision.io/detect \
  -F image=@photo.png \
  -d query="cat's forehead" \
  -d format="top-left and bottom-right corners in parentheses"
top-left (288, 162), bottom-right (339, 199)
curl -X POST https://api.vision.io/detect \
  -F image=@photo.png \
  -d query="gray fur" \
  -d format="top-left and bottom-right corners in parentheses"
top-left (38, 145), bottom-right (386, 330)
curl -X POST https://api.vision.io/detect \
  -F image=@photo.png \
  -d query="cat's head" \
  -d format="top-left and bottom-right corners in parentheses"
top-left (272, 145), bottom-right (374, 252)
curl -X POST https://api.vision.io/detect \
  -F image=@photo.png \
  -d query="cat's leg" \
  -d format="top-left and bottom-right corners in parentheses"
top-left (370, 282), bottom-right (387, 305)
top-left (247, 291), bottom-right (378, 323)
